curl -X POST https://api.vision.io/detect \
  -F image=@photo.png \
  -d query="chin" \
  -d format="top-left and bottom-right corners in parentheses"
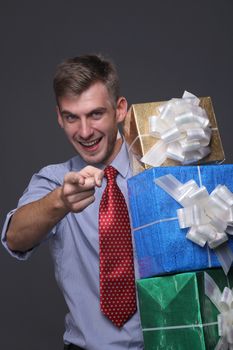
top-left (79, 152), bottom-right (106, 165)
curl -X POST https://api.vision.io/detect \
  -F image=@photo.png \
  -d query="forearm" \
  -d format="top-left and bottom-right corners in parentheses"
top-left (6, 187), bottom-right (69, 252)
top-left (6, 166), bottom-right (103, 252)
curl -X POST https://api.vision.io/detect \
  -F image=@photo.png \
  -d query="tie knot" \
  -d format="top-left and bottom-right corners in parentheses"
top-left (104, 166), bottom-right (118, 181)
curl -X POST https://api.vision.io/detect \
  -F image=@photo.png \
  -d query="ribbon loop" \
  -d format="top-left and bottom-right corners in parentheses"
top-left (205, 272), bottom-right (233, 349)
top-left (141, 91), bottom-right (212, 167)
top-left (155, 174), bottom-right (233, 274)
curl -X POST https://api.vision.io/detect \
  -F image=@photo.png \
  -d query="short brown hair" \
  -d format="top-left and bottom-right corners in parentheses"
top-left (53, 54), bottom-right (120, 107)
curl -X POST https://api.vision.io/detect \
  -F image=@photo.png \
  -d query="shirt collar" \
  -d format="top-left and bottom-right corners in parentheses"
top-left (110, 139), bottom-right (130, 179)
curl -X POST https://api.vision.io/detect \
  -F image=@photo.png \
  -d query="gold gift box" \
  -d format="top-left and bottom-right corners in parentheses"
top-left (123, 97), bottom-right (225, 173)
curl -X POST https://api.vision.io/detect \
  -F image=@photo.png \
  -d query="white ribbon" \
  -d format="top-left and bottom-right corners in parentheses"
top-left (205, 272), bottom-right (233, 350)
top-left (155, 174), bottom-right (233, 274)
top-left (141, 91), bottom-right (212, 167)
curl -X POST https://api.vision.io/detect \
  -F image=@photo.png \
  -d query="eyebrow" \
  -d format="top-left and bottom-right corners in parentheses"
top-left (60, 107), bottom-right (107, 118)
top-left (86, 107), bottom-right (107, 116)
top-left (60, 110), bottom-right (75, 118)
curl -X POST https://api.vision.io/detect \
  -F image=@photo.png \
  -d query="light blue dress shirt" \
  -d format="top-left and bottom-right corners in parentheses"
top-left (1, 141), bottom-right (144, 350)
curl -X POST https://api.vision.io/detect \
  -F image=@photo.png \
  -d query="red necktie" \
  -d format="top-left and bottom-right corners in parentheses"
top-left (99, 166), bottom-right (137, 328)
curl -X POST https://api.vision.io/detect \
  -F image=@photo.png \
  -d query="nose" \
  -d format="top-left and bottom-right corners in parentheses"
top-left (79, 118), bottom-right (94, 139)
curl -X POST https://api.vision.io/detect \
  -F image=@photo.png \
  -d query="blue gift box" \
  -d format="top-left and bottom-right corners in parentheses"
top-left (128, 164), bottom-right (233, 278)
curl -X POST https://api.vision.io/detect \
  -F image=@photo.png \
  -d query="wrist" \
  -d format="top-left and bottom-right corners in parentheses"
top-left (53, 187), bottom-right (70, 215)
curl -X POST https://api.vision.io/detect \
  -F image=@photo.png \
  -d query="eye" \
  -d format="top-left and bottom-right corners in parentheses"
top-left (91, 110), bottom-right (104, 120)
top-left (65, 114), bottom-right (78, 123)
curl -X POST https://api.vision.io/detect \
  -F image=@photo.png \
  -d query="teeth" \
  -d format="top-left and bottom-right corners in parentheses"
top-left (80, 139), bottom-right (99, 147)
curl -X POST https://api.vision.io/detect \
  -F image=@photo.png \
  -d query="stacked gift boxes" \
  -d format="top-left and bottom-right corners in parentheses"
top-left (125, 94), bottom-right (233, 349)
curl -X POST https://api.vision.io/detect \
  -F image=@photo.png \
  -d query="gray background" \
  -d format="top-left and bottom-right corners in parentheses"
top-left (0, 1), bottom-right (232, 349)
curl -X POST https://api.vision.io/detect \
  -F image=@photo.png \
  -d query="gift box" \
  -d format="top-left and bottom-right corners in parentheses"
top-left (128, 164), bottom-right (233, 278)
top-left (137, 268), bottom-right (233, 350)
top-left (123, 96), bottom-right (225, 173)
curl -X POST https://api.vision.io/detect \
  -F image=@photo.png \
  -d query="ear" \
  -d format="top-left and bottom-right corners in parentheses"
top-left (56, 105), bottom-right (64, 128)
top-left (116, 97), bottom-right (128, 123)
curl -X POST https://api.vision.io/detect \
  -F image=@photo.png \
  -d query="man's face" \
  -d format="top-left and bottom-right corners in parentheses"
top-left (57, 82), bottom-right (127, 165)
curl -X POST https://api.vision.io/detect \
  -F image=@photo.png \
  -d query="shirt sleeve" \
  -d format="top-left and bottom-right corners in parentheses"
top-left (1, 165), bottom-right (64, 260)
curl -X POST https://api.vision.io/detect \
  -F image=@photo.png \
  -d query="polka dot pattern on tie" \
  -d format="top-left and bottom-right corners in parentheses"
top-left (99, 166), bottom-right (137, 328)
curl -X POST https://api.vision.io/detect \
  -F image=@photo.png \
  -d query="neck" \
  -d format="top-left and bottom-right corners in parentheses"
top-left (104, 137), bottom-right (123, 166)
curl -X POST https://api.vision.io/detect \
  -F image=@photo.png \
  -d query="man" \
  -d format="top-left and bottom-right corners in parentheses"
top-left (1, 55), bottom-right (144, 349)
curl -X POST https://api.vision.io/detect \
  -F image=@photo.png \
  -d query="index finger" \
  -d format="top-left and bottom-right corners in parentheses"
top-left (79, 166), bottom-right (104, 187)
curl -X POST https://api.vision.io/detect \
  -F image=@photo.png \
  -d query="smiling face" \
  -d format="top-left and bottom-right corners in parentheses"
top-left (57, 81), bottom-right (127, 165)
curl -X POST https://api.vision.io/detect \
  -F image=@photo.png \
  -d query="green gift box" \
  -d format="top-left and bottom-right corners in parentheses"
top-left (137, 269), bottom-right (233, 349)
